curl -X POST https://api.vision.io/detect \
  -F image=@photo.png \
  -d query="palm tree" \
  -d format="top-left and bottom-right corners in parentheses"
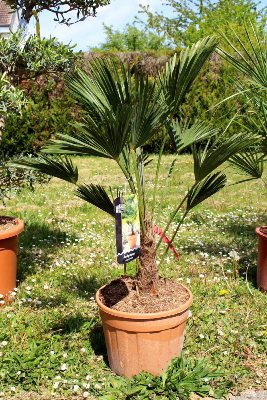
top-left (11, 36), bottom-right (260, 294)
top-left (216, 21), bottom-right (267, 184)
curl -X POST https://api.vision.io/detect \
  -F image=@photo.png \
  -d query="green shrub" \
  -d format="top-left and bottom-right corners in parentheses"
top-left (2, 82), bottom-right (78, 156)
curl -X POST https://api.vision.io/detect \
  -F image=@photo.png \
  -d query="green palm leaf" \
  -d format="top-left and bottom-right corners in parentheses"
top-left (43, 104), bottom-right (134, 160)
top-left (193, 132), bottom-right (261, 182)
top-left (65, 58), bottom-right (132, 116)
top-left (9, 155), bottom-right (78, 184)
top-left (217, 22), bottom-right (267, 91)
top-left (168, 119), bottom-right (219, 153)
top-left (187, 173), bottom-right (227, 211)
top-left (229, 150), bottom-right (264, 180)
top-left (74, 183), bottom-right (115, 217)
top-left (158, 36), bottom-right (219, 114)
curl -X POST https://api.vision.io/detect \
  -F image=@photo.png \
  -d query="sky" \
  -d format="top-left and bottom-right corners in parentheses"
top-left (30, 0), bottom-right (175, 51)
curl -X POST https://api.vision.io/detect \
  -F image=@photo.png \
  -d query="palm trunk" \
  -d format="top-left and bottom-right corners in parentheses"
top-left (0, 115), bottom-right (7, 146)
top-left (137, 218), bottom-right (159, 293)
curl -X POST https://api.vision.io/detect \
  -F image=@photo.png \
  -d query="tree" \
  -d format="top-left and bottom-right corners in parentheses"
top-left (12, 37), bottom-right (260, 293)
top-left (90, 23), bottom-right (170, 51)
top-left (0, 29), bottom-right (80, 144)
top-left (216, 21), bottom-right (267, 184)
top-left (6, 0), bottom-right (110, 25)
top-left (136, 0), bottom-right (267, 47)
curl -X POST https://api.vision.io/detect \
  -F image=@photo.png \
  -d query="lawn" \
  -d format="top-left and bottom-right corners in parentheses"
top-left (1, 154), bottom-right (267, 399)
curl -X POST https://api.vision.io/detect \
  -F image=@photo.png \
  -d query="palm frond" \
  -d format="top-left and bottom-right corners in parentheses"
top-left (43, 104), bottom-right (133, 160)
top-left (193, 132), bottom-right (261, 182)
top-left (74, 183), bottom-right (115, 217)
top-left (65, 59), bottom-right (132, 115)
top-left (158, 36), bottom-right (219, 114)
top-left (217, 21), bottom-right (267, 91)
top-left (187, 173), bottom-right (227, 211)
top-left (130, 74), bottom-right (169, 149)
top-left (168, 119), bottom-right (219, 153)
top-left (9, 155), bottom-right (78, 184)
top-left (229, 149), bottom-right (264, 179)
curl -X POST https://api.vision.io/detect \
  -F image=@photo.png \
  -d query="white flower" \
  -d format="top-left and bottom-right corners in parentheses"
top-left (63, 353), bottom-right (68, 358)
top-left (6, 314), bottom-right (12, 318)
top-left (55, 375), bottom-right (61, 380)
top-left (223, 351), bottom-right (228, 355)
top-left (80, 347), bottom-right (86, 354)
top-left (94, 383), bottom-right (101, 389)
top-left (61, 363), bottom-right (67, 371)
top-left (26, 286), bottom-right (31, 290)
top-left (85, 375), bottom-right (92, 380)
top-left (36, 300), bottom-right (42, 305)
top-left (63, 380), bottom-right (68, 383)
top-left (199, 334), bottom-right (204, 339)
top-left (53, 382), bottom-right (59, 389)
top-left (0, 352), bottom-right (2, 356)
top-left (73, 385), bottom-right (79, 391)
top-left (199, 274), bottom-right (204, 278)
top-left (0, 294), bottom-right (3, 298)
top-left (83, 383), bottom-right (90, 389)
top-left (1, 341), bottom-right (7, 347)
top-left (10, 387), bottom-right (15, 392)
top-left (44, 285), bottom-right (49, 290)
top-left (50, 351), bottom-right (54, 355)
top-left (229, 250), bottom-right (240, 261)
top-left (0, 392), bottom-right (4, 397)
top-left (186, 278), bottom-right (191, 283)
top-left (16, 371), bottom-right (21, 375)
top-left (83, 392), bottom-right (89, 397)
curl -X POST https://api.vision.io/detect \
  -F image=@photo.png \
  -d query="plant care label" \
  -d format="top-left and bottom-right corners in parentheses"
top-left (114, 195), bottom-right (140, 264)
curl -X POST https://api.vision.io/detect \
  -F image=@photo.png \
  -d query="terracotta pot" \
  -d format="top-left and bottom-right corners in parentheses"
top-left (127, 232), bottom-right (138, 249)
top-left (0, 216), bottom-right (24, 303)
top-left (256, 226), bottom-right (267, 292)
top-left (96, 283), bottom-right (193, 378)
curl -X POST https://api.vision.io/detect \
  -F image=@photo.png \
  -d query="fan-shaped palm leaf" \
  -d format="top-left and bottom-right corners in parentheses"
top-left (65, 58), bottom-right (132, 115)
top-left (157, 36), bottom-right (219, 114)
top-left (217, 21), bottom-right (267, 91)
top-left (43, 104), bottom-right (134, 160)
top-left (193, 132), bottom-right (261, 182)
top-left (168, 119), bottom-right (219, 153)
top-left (10, 155), bottom-right (78, 184)
top-left (74, 183), bottom-right (114, 217)
top-left (187, 173), bottom-right (227, 211)
top-left (229, 150), bottom-right (264, 180)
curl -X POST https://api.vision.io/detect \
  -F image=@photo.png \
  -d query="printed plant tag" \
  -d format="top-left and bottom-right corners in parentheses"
top-left (114, 195), bottom-right (140, 264)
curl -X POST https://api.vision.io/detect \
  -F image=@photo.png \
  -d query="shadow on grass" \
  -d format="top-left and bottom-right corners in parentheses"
top-left (17, 220), bottom-right (78, 283)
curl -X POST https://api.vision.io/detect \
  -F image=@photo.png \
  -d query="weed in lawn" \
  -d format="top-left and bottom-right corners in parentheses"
top-left (0, 155), bottom-right (267, 398)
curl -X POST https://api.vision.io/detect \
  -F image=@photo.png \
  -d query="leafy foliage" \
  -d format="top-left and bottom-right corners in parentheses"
top-left (2, 83), bottom-right (79, 156)
top-left (6, 0), bottom-right (110, 25)
top-left (100, 354), bottom-right (232, 400)
top-left (90, 23), bottom-right (169, 51)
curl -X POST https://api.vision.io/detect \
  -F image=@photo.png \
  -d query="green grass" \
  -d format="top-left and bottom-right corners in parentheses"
top-left (1, 154), bottom-right (267, 399)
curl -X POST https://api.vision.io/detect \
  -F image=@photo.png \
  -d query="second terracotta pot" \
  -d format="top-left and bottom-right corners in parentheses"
top-left (0, 216), bottom-right (24, 303)
top-left (96, 283), bottom-right (193, 378)
top-left (127, 233), bottom-right (138, 249)
top-left (256, 226), bottom-right (267, 292)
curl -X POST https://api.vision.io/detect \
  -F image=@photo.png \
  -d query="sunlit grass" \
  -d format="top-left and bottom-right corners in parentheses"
top-left (0, 154), bottom-right (267, 399)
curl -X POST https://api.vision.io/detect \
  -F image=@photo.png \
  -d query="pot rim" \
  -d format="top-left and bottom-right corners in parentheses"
top-left (256, 226), bottom-right (267, 238)
top-left (0, 216), bottom-right (24, 240)
top-left (96, 281), bottom-right (193, 320)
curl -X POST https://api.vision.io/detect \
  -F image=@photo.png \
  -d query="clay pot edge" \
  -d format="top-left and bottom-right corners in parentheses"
top-left (96, 282), bottom-right (193, 321)
top-left (0, 216), bottom-right (24, 241)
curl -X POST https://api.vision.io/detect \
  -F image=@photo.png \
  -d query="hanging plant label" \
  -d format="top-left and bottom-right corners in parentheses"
top-left (114, 195), bottom-right (140, 264)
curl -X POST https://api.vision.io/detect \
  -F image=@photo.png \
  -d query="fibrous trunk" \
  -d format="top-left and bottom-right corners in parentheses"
top-left (137, 218), bottom-right (159, 293)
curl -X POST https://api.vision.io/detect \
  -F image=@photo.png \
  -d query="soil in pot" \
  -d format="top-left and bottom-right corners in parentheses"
top-left (97, 279), bottom-right (192, 378)
top-left (0, 217), bottom-right (18, 232)
top-left (99, 276), bottom-right (190, 313)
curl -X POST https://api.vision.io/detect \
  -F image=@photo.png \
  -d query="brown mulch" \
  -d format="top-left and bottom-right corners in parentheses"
top-left (0, 216), bottom-right (17, 232)
top-left (99, 276), bottom-right (190, 314)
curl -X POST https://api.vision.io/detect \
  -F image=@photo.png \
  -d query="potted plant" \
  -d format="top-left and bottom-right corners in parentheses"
top-left (216, 22), bottom-right (267, 291)
top-left (12, 36), bottom-right (258, 376)
top-left (0, 216), bottom-right (24, 304)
